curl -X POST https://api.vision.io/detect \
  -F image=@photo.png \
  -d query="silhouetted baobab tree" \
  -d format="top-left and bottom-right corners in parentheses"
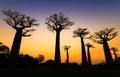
top-left (90, 28), bottom-right (117, 65)
top-left (3, 10), bottom-right (39, 58)
top-left (73, 28), bottom-right (89, 66)
top-left (45, 13), bottom-right (74, 64)
top-left (111, 47), bottom-right (119, 63)
top-left (64, 45), bottom-right (71, 65)
top-left (85, 43), bottom-right (94, 65)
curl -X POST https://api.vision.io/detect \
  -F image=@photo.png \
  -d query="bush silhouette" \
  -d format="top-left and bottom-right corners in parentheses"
top-left (15, 54), bottom-right (38, 66)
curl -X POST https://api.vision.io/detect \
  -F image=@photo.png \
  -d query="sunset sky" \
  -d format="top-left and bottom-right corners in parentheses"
top-left (0, 0), bottom-right (120, 64)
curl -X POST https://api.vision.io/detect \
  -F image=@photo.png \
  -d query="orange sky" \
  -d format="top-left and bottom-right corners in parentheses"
top-left (0, 20), bottom-right (120, 64)
top-left (0, 0), bottom-right (120, 64)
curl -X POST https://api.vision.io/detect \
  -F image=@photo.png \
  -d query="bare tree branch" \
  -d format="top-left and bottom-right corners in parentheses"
top-left (22, 29), bottom-right (35, 37)
top-left (64, 45), bottom-right (71, 51)
top-left (72, 28), bottom-right (90, 38)
top-left (45, 12), bottom-right (74, 32)
top-left (90, 27), bottom-right (117, 44)
top-left (3, 10), bottom-right (39, 29)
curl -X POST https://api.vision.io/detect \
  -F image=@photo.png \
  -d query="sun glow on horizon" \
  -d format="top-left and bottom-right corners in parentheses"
top-left (0, 0), bottom-right (120, 64)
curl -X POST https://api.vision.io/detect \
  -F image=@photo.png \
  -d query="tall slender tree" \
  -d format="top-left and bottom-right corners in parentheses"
top-left (90, 28), bottom-right (117, 65)
top-left (73, 28), bottom-right (89, 66)
top-left (45, 13), bottom-right (74, 65)
top-left (85, 43), bottom-right (94, 65)
top-left (64, 45), bottom-right (71, 65)
top-left (3, 10), bottom-right (39, 58)
top-left (111, 47), bottom-right (118, 63)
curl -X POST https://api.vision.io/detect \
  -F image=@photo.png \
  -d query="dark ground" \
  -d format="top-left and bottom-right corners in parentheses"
top-left (0, 65), bottom-right (120, 77)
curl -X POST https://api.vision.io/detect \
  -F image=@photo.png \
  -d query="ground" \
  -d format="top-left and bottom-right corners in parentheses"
top-left (0, 65), bottom-right (120, 77)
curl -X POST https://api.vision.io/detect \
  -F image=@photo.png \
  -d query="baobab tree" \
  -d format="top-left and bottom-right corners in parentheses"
top-left (73, 28), bottom-right (90, 66)
top-left (45, 13), bottom-right (74, 64)
top-left (85, 43), bottom-right (94, 65)
top-left (90, 28), bottom-right (117, 65)
top-left (64, 45), bottom-right (71, 65)
top-left (111, 47), bottom-right (119, 63)
top-left (3, 10), bottom-right (39, 58)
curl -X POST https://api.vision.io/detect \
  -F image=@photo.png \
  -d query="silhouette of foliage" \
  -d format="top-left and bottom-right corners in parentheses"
top-left (45, 12), bottom-right (74, 32)
top-left (64, 45), bottom-right (71, 50)
top-left (45, 13), bottom-right (74, 65)
top-left (70, 62), bottom-right (79, 67)
top-left (73, 28), bottom-right (90, 38)
top-left (44, 59), bottom-right (55, 66)
top-left (73, 28), bottom-right (90, 66)
top-left (36, 54), bottom-right (45, 64)
top-left (90, 28), bottom-right (117, 44)
top-left (2, 10), bottom-right (39, 58)
top-left (0, 42), bottom-right (10, 54)
top-left (64, 45), bottom-right (71, 65)
top-left (90, 28), bottom-right (118, 65)
top-left (16, 54), bottom-right (38, 66)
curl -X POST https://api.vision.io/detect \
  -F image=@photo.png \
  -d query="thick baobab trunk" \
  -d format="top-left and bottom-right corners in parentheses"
top-left (55, 31), bottom-right (61, 65)
top-left (66, 50), bottom-right (69, 65)
top-left (80, 37), bottom-right (87, 66)
top-left (11, 29), bottom-right (22, 58)
top-left (87, 46), bottom-right (91, 65)
top-left (103, 40), bottom-right (113, 65)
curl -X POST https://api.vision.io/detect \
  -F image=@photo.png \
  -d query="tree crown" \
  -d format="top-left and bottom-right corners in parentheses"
top-left (111, 47), bottom-right (118, 52)
top-left (45, 12), bottom-right (74, 32)
top-left (85, 43), bottom-right (94, 48)
top-left (3, 10), bottom-right (39, 37)
top-left (90, 28), bottom-right (117, 44)
top-left (73, 28), bottom-right (90, 38)
top-left (64, 45), bottom-right (71, 51)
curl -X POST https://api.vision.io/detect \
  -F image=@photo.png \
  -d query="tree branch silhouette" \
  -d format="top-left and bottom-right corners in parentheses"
top-left (73, 28), bottom-right (89, 66)
top-left (90, 27), bottom-right (117, 65)
top-left (3, 10), bottom-right (39, 59)
top-left (45, 12), bottom-right (74, 64)
top-left (64, 45), bottom-right (71, 65)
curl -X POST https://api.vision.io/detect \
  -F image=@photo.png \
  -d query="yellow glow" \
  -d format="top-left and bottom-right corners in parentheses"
top-left (0, 18), bottom-right (120, 65)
